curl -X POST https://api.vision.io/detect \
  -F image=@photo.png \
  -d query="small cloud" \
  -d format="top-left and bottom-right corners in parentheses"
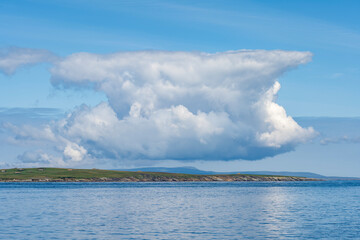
top-left (330, 72), bottom-right (344, 79)
top-left (63, 142), bottom-right (87, 162)
top-left (320, 135), bottom-right (360, 145)
top-left (0, 47), bottom-right (58, 75)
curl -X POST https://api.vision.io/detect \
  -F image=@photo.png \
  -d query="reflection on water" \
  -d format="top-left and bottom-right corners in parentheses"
top-left (0, 181), bottom-right (359, 239)
top-left (259, 187), bottom-right (295, 235)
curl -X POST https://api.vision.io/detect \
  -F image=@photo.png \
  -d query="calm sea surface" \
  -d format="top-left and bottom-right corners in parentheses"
top-left (0, 181), bottom-right (359, 239)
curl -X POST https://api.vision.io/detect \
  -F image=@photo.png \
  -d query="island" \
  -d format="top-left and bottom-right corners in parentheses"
top-left (0, 168), bottom-right (319, 182)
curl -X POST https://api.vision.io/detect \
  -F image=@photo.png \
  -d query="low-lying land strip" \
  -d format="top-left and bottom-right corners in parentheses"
top-left (0, 168), bottom-right (319, 182)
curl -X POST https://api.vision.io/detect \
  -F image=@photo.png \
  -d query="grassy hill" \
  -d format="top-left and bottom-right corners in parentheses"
top-left (0, 168), bottom-right (318, 182)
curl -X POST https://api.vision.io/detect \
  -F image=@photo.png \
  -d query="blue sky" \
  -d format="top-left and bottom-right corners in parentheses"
top-left (0, 0), bottom-right (360, 176)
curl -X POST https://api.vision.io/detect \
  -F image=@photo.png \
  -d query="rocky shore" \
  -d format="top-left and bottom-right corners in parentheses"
top-left (0, 174), bottom-right (318, 182)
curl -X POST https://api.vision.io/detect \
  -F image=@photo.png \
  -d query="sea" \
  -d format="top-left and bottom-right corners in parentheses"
top-left (0, 181), bottom-right (359, 239)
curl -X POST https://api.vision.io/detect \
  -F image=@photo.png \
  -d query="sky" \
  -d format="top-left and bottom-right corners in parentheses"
top-left (0, 0), bottom-right (360, 176)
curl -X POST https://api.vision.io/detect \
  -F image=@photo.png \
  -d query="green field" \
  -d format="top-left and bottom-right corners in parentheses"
top-left (0, 168), bottom-right (315, 182)
top-left (0, 168), bottom-right (190, 180)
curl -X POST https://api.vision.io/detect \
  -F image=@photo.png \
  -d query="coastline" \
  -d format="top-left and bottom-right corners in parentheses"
top-left (0, 168), bottom-right (319, 182)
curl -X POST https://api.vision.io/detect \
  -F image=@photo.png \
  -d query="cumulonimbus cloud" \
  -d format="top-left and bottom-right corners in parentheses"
top-left (6, 49), bottom-right (316, 165)
top-left (0, 47), bottom-right (57, 75)
top-left (45, 50), bottom-right (315, 162)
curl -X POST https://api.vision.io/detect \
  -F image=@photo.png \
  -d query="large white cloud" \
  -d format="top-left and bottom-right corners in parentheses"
top-left (0, 47), bottom-right (57, 75)
top-left (42, 50), bottom-right (314, 162)
top-left (6, 50), bottom-right (316, 165)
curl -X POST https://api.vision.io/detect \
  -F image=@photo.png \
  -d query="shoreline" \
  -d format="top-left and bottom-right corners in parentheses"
top-left (0, 168), bottom-right (320, 182)
top-left (0, 176), bottom-right (319, 182)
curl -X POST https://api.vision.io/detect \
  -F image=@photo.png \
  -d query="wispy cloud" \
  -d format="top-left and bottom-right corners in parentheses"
top-left (0, 47), bottom-right (58, 75)
top-left (154, 1), bottom-right (360, 51)
top-left (320, 136), bottom-right (360, 145)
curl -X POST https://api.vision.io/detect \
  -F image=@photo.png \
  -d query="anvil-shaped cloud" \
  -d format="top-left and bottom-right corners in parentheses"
top-left (2, 49), bottom-right (316, 165)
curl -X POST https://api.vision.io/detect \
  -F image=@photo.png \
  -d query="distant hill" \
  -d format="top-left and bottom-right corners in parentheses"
top-left (116, 167), bottom-right (360, 180)
top-left (117, 167), bottom-right (217, 175)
